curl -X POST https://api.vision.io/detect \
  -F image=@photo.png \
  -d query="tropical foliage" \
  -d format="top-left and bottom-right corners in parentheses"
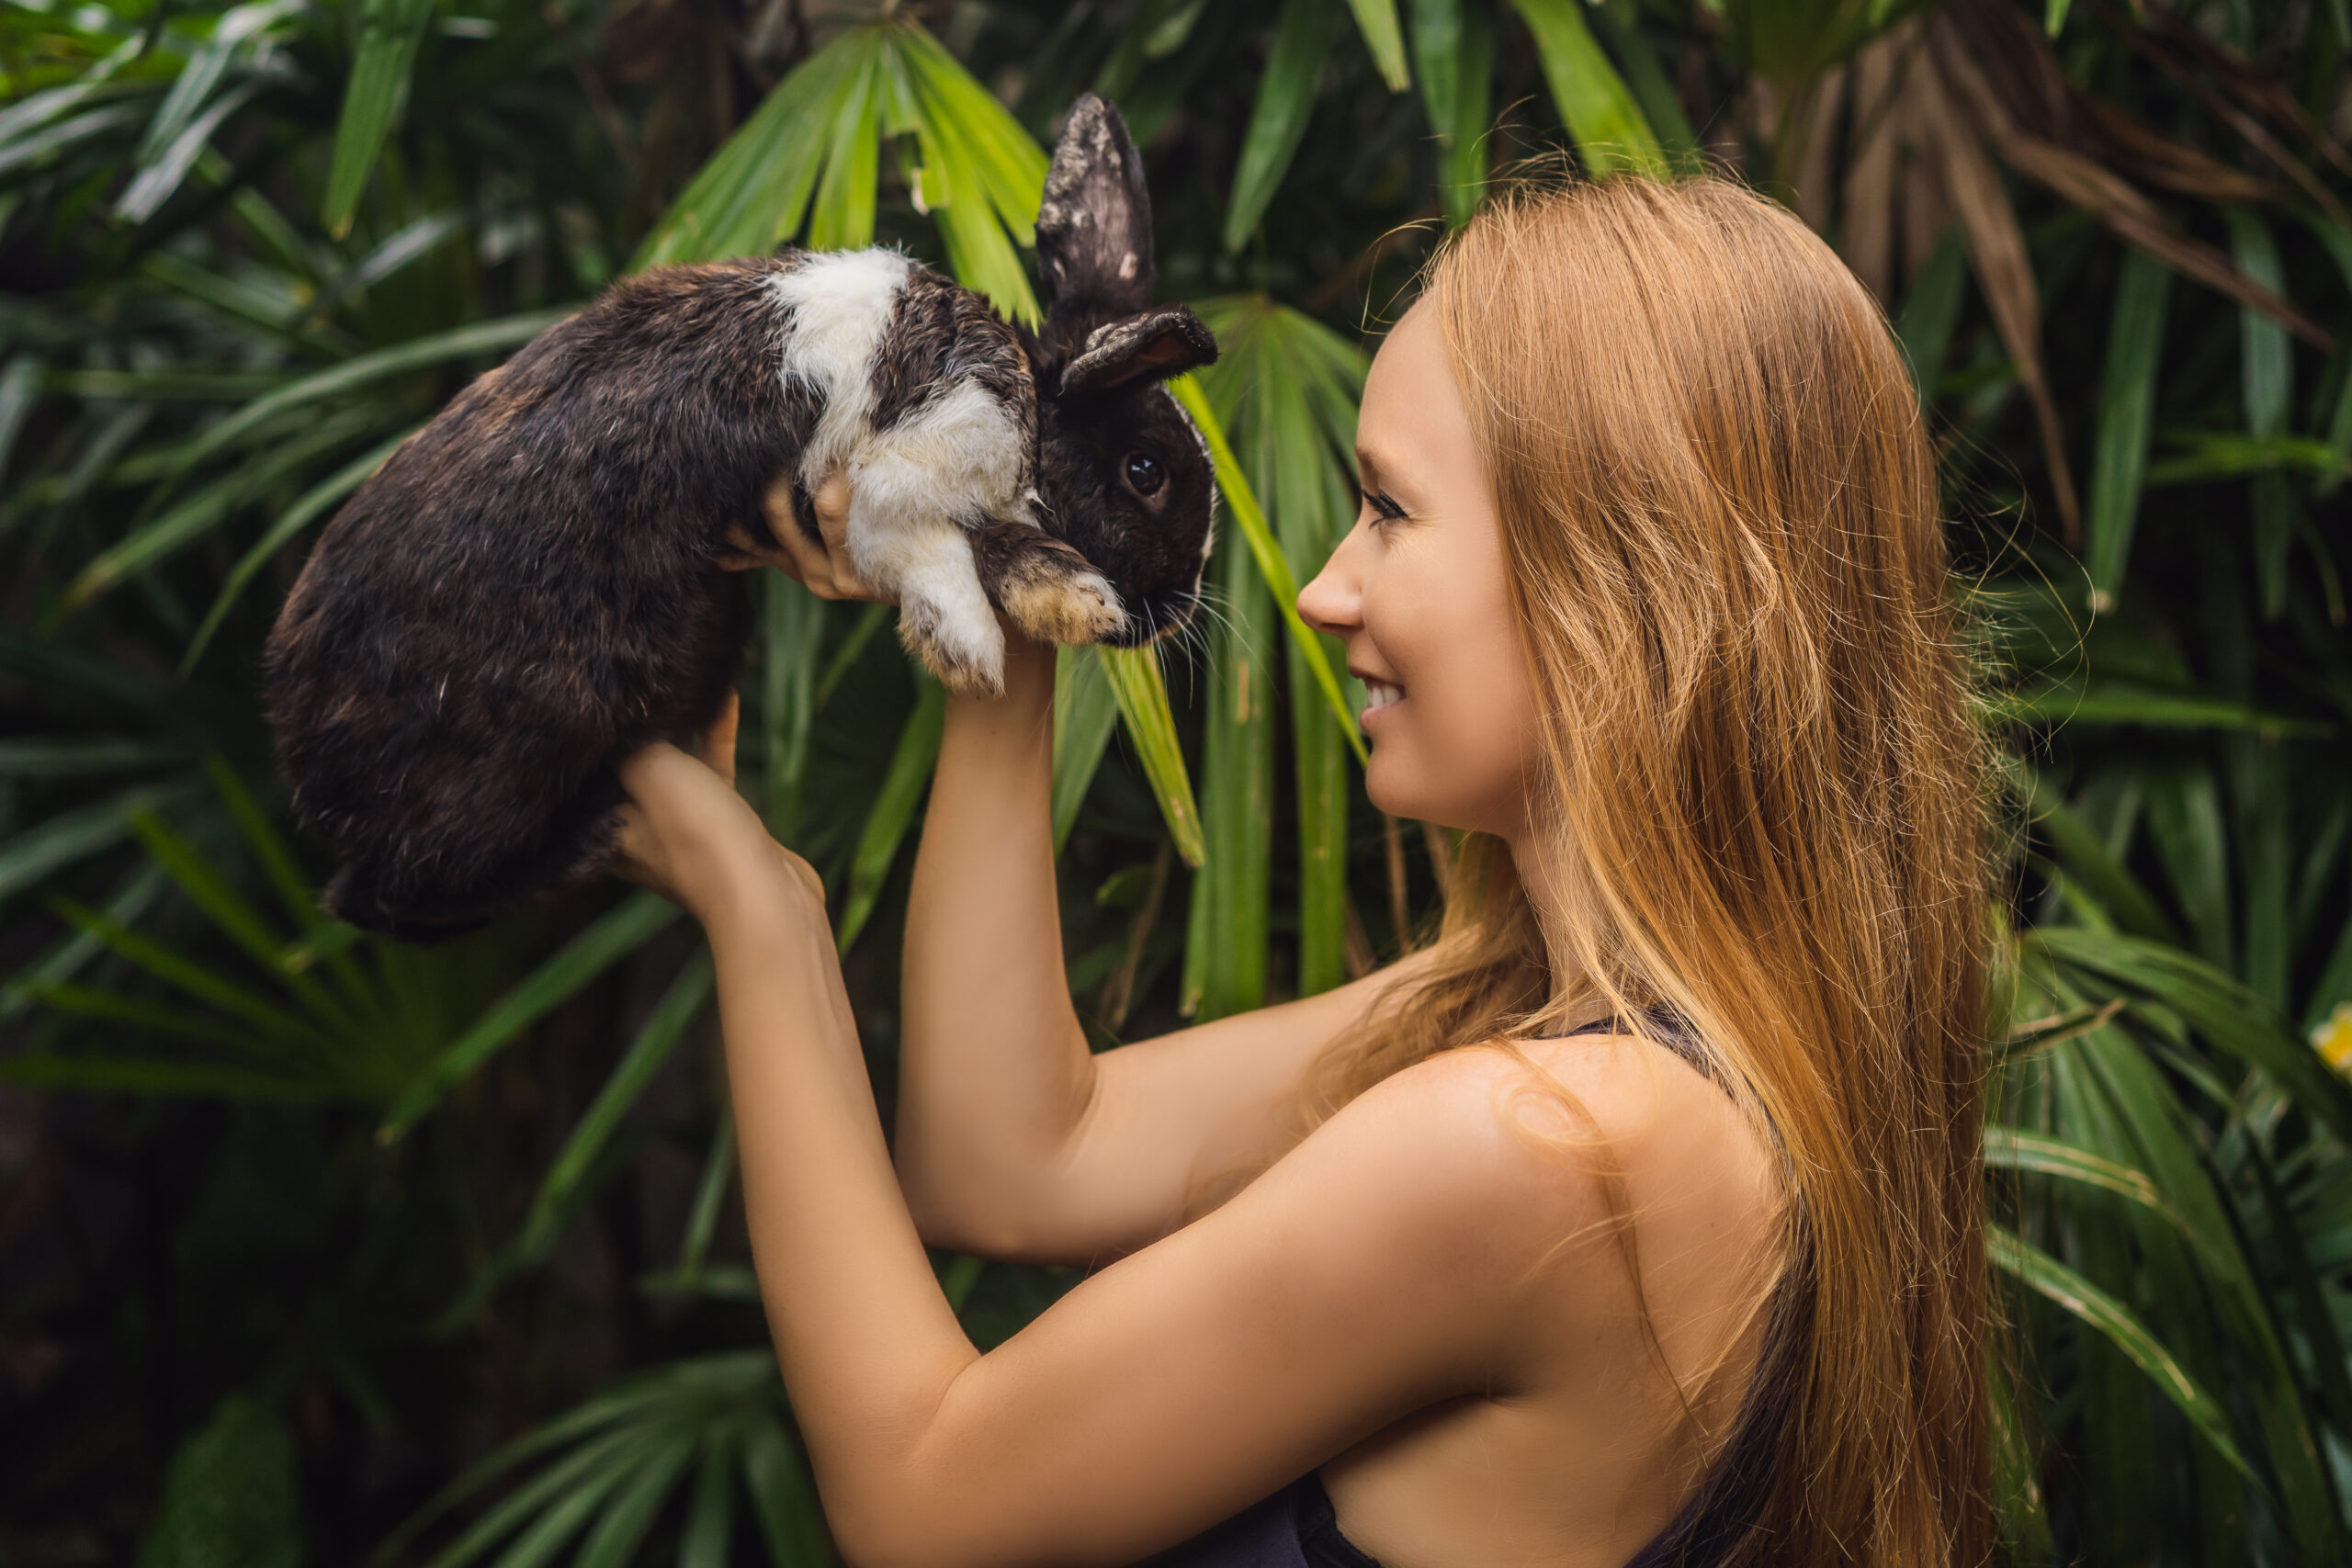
top-left (2, 0), bottom-right (2349, 1562)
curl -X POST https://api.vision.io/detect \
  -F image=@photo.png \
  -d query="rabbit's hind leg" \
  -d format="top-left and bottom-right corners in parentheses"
top-left (845, 501), bottom-right (1006, 693)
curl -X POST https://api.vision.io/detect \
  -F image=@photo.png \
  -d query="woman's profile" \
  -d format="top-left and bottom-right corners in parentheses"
top-left (607, 170), bottom-right (1994, 1568)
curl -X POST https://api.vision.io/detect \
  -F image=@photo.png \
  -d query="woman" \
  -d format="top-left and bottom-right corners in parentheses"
top-left (612, 172), bottom-right (1994, 1568)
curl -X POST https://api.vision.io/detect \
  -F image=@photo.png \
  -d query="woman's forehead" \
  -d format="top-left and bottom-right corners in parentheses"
top-left (1358, 301), bottom-right (1457, 476)
top-left (1374, 295), bottom-right (1437, 356)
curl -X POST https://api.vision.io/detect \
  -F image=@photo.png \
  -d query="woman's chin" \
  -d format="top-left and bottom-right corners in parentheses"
top-left (1365, 744), bottom-right (1511, 840)
top-left (1363, 752), bottom-right (1428, 822)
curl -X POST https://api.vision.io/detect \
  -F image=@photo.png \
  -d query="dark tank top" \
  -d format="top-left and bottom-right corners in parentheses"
top-left (1137, 1009), bottom-right (1811, 1568)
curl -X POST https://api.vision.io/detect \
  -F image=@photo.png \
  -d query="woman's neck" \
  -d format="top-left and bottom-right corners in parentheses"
top-left (1499, 825), bottom-right (1606, 1021)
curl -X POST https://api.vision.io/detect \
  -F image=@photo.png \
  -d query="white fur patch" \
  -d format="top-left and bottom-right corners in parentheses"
top-left (768, 248), bottom-right (912, 481)
top-left (878, 522), bottom-right (1006, 685)
top-left (766, 247), bottom-right (1059, 691)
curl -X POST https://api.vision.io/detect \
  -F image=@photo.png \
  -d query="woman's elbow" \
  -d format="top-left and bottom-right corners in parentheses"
top-left (896, 1157), bottom-right (1092, 1263)
top-left (905, 1201), bottom-right (1075, 1265)
top-left (898, 1163), bottom-right (1014, 1256)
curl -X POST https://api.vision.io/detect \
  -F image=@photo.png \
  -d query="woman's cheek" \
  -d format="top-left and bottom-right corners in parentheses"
top-left (1396, 664), bottom-right (1540, 836)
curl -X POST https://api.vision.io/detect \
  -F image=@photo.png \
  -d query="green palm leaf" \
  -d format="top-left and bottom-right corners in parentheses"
top-left (1168, 373), bottom-right (1364, 764)
top-left (378, 892), bottom-right (680, 1141)
top-left (838, 678), bottom-right (949, 953)
top-left (1052, 644), bottom-right (1122, 850)
top-left (322, 0), bottom-right (438, 236)
top-left (1508, 0), bottom-right (1661, 176)
top-left (1223, 0), bottom-right (1341, 254)
top-left (635, 16), bottom-right (1046, 323)
top-left (1099, 645), bottom-right (1206, 869)
top-left (1194, 297), bottom-right (1368, 997)
top-left (1988, 1224), bottom-right (2260, 1488)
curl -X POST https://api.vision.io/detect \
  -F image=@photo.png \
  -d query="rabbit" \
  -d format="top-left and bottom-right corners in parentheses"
top-left (263, 94), bottom-right (1217, 939)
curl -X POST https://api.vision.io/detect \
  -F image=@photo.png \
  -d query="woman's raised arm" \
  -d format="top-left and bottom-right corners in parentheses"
top-left (893, 629), bottom-right (1430, 1263)
top-left (890, 631), bottom-right (1095, 1257)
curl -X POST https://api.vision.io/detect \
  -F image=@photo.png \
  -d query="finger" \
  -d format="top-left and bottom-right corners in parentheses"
top-left (762, 481), bottom-right (842, 596)
top-left (702, 693), bottom-right (741, 786)
top-left (717, 520), bottom-right (797, 578)
top-left (813, 468), bottom-right (853, 554)
top-left (808, 471), bottom-right (883, 601)
top-left (777, 525), bottom-right (842, 597)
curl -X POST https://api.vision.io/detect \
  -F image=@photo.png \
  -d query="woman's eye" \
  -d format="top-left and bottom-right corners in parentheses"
top-left (1124, 453), bottom-right (1165, 496)
top-left (1363, 488), bottom-right (1408, 524)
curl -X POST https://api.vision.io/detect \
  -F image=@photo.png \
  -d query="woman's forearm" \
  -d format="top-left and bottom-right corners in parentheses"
top-left (701, 886), bottom-right (978, 1559)
top-left (893, 629), bottom-right (1098, 1253)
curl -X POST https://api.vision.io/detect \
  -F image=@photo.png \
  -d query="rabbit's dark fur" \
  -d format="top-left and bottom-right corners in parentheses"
top-left (263, 96), bottom-right (1216, 938)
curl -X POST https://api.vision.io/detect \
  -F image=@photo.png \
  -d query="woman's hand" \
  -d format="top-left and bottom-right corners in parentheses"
top-left (610, 694), bottom-right (823, 923)
top-left (717, 469), bottom-right (889, 604)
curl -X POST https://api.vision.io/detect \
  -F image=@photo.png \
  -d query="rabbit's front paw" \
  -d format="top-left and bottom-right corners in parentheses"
top-left (978, 528), bottom-right (1127, 647)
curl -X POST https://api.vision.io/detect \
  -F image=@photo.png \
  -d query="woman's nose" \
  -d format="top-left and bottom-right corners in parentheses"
top-left (1298, 526), bottom-right (1365, 637)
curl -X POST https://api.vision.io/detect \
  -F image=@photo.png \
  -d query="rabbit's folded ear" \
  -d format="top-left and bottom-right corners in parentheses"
top-left (1037, 94), bottom-right (1155, 319)
top-left (1058, 306), bottom-right (1218, 397)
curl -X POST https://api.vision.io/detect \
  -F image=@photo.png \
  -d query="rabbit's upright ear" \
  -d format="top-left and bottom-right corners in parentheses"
top-left (1058, 306), bottom-right (1218, 397)
top-left (1037, 95), bottom-right (1155, 321)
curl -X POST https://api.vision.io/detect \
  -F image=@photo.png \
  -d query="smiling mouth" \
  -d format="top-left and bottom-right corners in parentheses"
top-left (1363, 679), bottom-right (1404, 712)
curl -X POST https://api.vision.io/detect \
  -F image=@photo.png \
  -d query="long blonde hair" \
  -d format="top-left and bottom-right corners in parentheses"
top-left (1277, 174), bottom-right (1994, 1566)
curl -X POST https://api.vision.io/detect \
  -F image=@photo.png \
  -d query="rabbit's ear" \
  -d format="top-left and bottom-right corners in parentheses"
top-left (1057, 307), bottom-right (1218, 397)
top-left (1037, 95), bottom-right (1155, 319)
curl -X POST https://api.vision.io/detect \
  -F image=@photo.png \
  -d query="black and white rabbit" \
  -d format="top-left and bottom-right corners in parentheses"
top-left (263, 95), bottom-right (1217, 938)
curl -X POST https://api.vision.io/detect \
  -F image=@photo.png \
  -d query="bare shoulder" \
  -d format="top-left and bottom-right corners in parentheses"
top-left (1491, 1032), bottom-right (1781, 1230)
top-left (1485, 1032), bottom-right (1775, 1164)
top-left (1289, 1035), bottom-right (1783, 1333)
top-left (1256, 1041), bottom-right (1701, 1277)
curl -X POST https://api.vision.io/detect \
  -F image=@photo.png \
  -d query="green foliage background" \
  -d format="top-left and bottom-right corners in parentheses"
top-left (1, 0), bottom-right (2349, 1562)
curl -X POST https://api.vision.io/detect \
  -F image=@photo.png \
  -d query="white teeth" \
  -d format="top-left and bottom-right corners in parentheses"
top-left (1363, 680), bottom-right (1403, 710)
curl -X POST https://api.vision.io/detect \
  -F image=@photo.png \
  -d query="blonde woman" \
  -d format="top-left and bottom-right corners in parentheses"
top-left (611, 172), bottom-right (1994, 1568)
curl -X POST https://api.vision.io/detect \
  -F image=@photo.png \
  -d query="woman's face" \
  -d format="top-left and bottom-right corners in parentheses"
top-left (1298, 299), bottom-right (1542, 840)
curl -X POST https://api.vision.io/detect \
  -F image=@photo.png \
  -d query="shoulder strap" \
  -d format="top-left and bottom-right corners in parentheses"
top-left (1542, 1005), bottom-right (1714, 1085)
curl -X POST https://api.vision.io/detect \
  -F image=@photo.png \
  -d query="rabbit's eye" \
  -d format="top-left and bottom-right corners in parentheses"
top-left (1124, 453), bottom-right (1166, 497)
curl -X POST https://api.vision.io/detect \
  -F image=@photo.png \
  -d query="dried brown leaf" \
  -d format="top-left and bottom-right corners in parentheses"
top-left (1899, 81), bottom-right (1953, 287)
top-left (1841, 35), bottom-right (1904, 303)
top-left (2138, 2), bottom-right (2352, 179)
top-left (1917, 45), bottom-right (2083, 544)
top-left (1933, 19), bottom-right (2335, 350)
top-left (2119, 20), bottom-right (2348, 223)
top-left (2074, 96), bottom-right (2284, 207)
top-left (1795, 66), bottom-right (1849, 235)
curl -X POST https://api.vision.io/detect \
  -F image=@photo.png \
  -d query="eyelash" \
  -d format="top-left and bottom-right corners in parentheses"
top-left (1363, 488), bottom-right (1408, 524)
